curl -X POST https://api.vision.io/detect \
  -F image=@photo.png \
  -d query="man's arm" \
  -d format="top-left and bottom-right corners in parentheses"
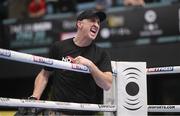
top-left (88, 63), bottom-right (112, 91)
top-left (31, 69), bottom-right (52, 100)
top-left (74, 56), bottom-right (112, 91)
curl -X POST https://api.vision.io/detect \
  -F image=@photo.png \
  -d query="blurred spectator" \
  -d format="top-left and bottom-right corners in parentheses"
top-left (46, 0), bottom-right (59, 14)
top-left (58, 0), bottom-right (77, 13)
top-left (123, 0), bottom-right (145, 6)
top-left (95, 0), bottom-right (113, 11)
top-left (0, 0), bottom-right (7, 20)
top-left (0, 0), bottom-right (8, 48)
top-left (28, 0), bottom-right (46, 18)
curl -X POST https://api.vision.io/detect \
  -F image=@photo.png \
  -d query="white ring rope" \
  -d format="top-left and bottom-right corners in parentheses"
top-left (0, 97), bottom-right (116, 112)
top-left (147, 66), bottom-right (180, 75)
top-left (148, 105), bottom-right (180, 112)
top-left (1, 48), bottom-right (180, 75)
top-left (0, 97), bottom-right (179, 112)
top-left (0, 48), bottom-right (90, 73)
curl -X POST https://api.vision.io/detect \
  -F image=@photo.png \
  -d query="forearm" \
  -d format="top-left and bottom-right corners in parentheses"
top-left (88, 62), bottom-right (112, 91)
top-left (74, 56), bottom-right (112, 90)
top-left (32, 69), bottom-right (51, 99)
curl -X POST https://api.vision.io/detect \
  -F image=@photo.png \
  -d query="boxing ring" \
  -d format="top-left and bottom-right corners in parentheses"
top-left (0, 48), bottom-right (180, 115)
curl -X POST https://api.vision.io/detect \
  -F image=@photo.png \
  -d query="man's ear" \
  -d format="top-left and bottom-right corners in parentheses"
top-left (76, 20), bottom-right (82, 29)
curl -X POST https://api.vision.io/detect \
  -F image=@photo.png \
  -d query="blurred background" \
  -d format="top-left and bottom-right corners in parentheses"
top-left (0, 0), bottom-right (180, 115)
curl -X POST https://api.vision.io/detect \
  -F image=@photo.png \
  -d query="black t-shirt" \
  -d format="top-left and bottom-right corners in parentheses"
top-left (44, 38), bottom-right (112, 114)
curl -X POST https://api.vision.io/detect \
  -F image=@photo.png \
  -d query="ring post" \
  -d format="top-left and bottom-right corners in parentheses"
top-left (104, 61), bottom-right (117, 116)
top-left (115, 62), bottom-right (147, 116)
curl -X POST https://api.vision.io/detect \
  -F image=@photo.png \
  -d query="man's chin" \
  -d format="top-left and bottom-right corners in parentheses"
top-left (89, 35), bottom-right (97, 40)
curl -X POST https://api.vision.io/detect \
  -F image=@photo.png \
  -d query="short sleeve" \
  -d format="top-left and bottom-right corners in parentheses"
top-left (98, 50), bottom-right (112, 72)
top-left (44, 42), bottom-right (60, 71)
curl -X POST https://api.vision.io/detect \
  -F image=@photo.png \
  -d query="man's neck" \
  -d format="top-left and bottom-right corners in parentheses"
top-left (73, 35), bottom-right (92, 47)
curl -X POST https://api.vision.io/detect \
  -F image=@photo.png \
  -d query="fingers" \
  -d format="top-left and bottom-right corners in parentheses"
top-left (74, 56), bottom-right (81, 64)
top-left (76, 59), bottom-right (80, 64)
top-left (74, 56), bottom-right (92, 67)
top-left (74, 56), bottom-right (88, 65)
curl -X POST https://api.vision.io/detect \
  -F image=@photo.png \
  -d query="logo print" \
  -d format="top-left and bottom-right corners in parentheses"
top-left (144, 10), bottom-right (157, 23)
top-left (147, 67), bottom-right (173, 72)
top-left (71, 64), bottom-right (88, 71)
top-left (122, 67), bottom-right (143, 111)
top-left (33, 56), bottom-right (53, 65)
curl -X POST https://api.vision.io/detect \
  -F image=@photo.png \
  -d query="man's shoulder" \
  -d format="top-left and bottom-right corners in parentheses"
top-left (55, 38), bottom-right (72, 44)
top-left (93, 43), bottom-right (107, 53)
top-left (53, 38), bottom-right (73, 47)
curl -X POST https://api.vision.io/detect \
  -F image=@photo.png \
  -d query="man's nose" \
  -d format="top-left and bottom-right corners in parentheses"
top-left (94, 22), bottom-right (99, 27)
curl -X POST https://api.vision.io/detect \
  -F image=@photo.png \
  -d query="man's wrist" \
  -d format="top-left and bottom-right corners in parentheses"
top-left (87, 61), bottom-right (92, 68)
top-left (87, 61), bottom-right (96, 72)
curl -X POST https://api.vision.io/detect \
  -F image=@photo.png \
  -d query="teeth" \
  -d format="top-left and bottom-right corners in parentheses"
top-left (91, 30), bottom-right (96, 33)
top-left (90, 27), bottom-right (97, 33)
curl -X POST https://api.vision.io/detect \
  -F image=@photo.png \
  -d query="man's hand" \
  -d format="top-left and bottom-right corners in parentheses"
top-left (74, 56), bottom-right (92, 67)
top-left (14, 97), bottom-right (43, 116)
